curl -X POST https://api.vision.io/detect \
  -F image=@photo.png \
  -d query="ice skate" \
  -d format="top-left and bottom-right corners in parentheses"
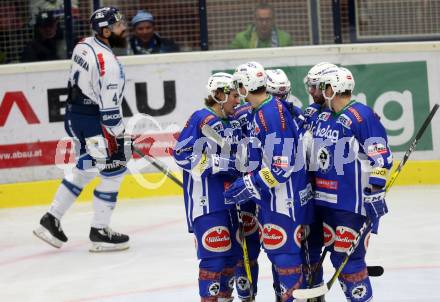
top-left (33, 213), bottom-right (68, 248)
top-left (89, 226), bottom-right (129, 252)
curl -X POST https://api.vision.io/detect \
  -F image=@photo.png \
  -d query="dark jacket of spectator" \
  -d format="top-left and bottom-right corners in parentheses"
top-left (129, 33), bottom-right (179, 55)
top-left (21, 11), bottom-right (61, 62)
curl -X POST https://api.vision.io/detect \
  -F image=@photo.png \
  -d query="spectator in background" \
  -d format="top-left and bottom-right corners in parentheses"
top-left (129, 10), bottom-right (179, 55)
top-left (30, 0), bottom-right (79, 24)
top-left (229, 2), bottom-right (292, 49)
top-left (0, 1), bottom-right (28, 63)
top-left (29, 0), bottom-right (84, 59)
top-left (21, 11), bottom-right (61, 62)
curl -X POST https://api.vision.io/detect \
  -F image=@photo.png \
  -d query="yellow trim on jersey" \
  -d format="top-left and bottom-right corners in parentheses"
top-left (258, 167), bottom-right (279, 188)
top-left (370, 167), bottom-right (389, 180)
top-left (193, 153), bottom-right (208, 177)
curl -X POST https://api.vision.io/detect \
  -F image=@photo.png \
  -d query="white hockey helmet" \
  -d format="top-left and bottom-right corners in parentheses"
top-left (266, 69), bottom-right (291, 99)
top-left (339, 67), bottom-right (355, 91)
top-left (206, 72), bottom-right (235, 104)
top-left (304, 62), bottom-right (337, 92)
top-left (233, 61), bottom-right (267, 97)
top-left (319, 66), bottom-right (355, 102)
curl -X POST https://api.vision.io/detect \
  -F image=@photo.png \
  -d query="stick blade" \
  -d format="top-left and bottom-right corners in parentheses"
top-left (201, 124), bottom-right (226, 148)
top-left (291, 284), bottom-right (329, 299)
top-left (368, 265), bottom-right (384, 277)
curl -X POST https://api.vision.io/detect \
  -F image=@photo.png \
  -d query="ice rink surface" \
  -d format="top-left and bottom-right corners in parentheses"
top-left (1, 185), bottom-right (439, 302)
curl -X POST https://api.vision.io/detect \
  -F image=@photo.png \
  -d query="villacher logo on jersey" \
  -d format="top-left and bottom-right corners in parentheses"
top-left (263, 224), bottom-right (287, 250)
top-left (202, 226), bottom-right (232, 252)
top-left (334, 226), bottom-right (358, 253)
top-left (323, 222), bottom-right (336, 247)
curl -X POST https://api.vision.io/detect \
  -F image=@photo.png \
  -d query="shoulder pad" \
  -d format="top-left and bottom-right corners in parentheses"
top-left (210, 120), bottom-right (224, 132)
top-left (318, 111), bottom-right (331, 122)
top-left (230, 119), bottom-right (241, 130)
top-left (199, 112), bottom-right (218, 129)
top-left (337, 113), bottom-right (353, 129)
top-left (304, 106), bottom-right (318, 117)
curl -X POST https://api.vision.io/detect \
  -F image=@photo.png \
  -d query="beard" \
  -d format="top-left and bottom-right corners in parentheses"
top-left (108, 31), bottom-right (127, 48)
top-left (313, 95), bottom-right (326, 105)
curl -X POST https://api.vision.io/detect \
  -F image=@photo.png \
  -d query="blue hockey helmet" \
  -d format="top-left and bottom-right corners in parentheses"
top-left (90, 7), bottom-right (123, 34)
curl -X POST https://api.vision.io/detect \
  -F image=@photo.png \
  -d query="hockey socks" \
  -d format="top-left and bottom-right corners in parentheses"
top-left (89, 172), bottom-right (128, 252)
top-left (49, 179), bottom-right (83, 219)
top-left (34, 177), bottom-right (87, 248)
top-left (235, 259), bottom-right (259, 301)
top-left (199, 257), bottom-right (236, 301)
top-left (338, 268), bottom-right (372, 302)
top-left (91, 172), bottom-right (123, 228)
top-left (268, 253), bottom-right (303, 302)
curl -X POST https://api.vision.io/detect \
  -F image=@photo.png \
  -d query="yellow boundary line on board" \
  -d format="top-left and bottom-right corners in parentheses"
top-left (0, 160), bottom-right (439, 208)
top-left (0, 172), bottom-right (183, 208)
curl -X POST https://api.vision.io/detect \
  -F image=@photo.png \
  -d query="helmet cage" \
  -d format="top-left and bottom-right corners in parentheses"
top-left (206, 73), bottom-right (235, 105)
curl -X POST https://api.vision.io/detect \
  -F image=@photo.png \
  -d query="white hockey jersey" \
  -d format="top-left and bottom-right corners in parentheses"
top-left (68, 36), bottom-right (126, 136)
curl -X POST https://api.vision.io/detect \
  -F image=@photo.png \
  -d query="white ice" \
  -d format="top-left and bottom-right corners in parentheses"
top-left (1, 185), bottom-right (439, 302)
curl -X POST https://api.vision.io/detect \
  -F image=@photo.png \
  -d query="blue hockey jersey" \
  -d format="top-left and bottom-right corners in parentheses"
top-left (173, 108), bottom-right (242, 232)
top-left (303, 102), bottom-right (322, 131)
top-left (234, 103), bottom-right (253, 138)
top-left (310, 100), bottom-right (393, 214)
top-left (246, 95), bottom-right (314, 223)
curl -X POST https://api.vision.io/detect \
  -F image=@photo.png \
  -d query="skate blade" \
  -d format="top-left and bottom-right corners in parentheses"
top-left (89, 242), bottom-right (129, 253)
top-left (33, 226), bottom-right (63, 249)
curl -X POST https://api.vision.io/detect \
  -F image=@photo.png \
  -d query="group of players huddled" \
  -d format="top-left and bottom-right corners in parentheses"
top-left (30, 6), bottom-right (392, 302)
top-left (173, 62), bottom-right (392, 302)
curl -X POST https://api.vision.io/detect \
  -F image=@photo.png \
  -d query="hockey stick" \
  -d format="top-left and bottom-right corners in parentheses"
top-left (293, 103), bottom-right (439, 300)
top-left (235, 204), bottom-right (255, 299)
top-left (201, 122), bottom-right (382, 301)
top-left (310, 247), bottom-right (383, 282)
top-left (385, 103), bottom-right (439, 191)
top-left (302, 226), bottom-right (314, 290)
top-left (293, 219), bottom-right (371, 299)
top-left (133, 147), bottom-right (183, 187)
top-left (201, 124), bottom-right (255, 299)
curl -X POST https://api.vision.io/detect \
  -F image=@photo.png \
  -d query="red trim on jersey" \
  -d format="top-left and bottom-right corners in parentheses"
top-left (97, 53), bottom-right (105, 76)
top-left (276, 100), bottom-right (286, 130)
top-left (348, 107), bottom-right (363, 123)
top-left (199, 114), bottom-right (215, 129)
top-left (258, 110), bottom-right (269, 132)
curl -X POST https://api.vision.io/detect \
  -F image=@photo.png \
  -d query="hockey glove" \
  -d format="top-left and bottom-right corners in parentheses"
top-left (224, 174), bottom-right (261, 205)
top-left (116, 134), bottom-right (133, 161)
top-left (194, 154), bottom-right (240, 179)
top-left (98, 135), bottom-right (132, 173)
top-left (363, 187), bottom-right (388, 231)
top-left (211, 154), bottom-right (241, 178)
